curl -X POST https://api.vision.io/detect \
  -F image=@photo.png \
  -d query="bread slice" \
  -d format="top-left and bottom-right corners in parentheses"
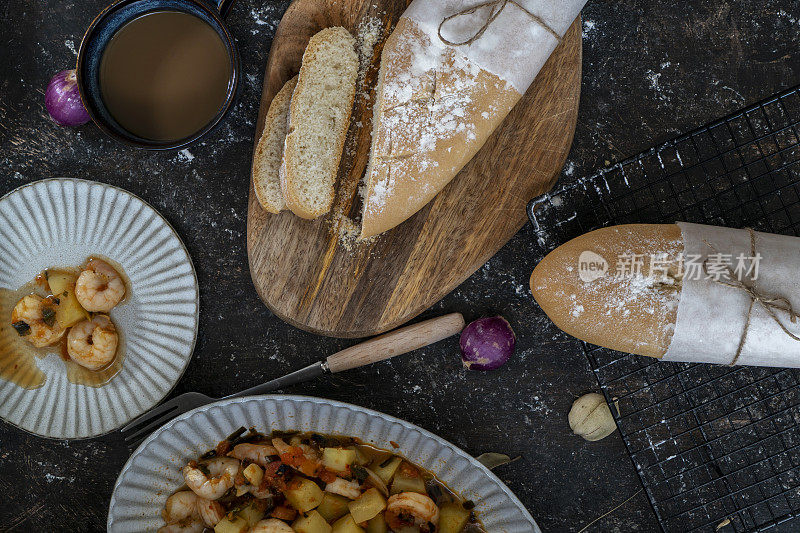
top-left (252, 76), bottom-right (298, 213)
top-left (280, 27), bottom-right (358, 219)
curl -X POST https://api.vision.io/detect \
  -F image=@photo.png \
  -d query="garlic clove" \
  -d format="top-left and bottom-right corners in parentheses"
top-left (568, 393), bottom-right (617, 441)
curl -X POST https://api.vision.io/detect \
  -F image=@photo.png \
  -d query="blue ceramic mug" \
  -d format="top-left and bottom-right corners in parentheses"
top-left (76, 0), bottom-right (239, 150)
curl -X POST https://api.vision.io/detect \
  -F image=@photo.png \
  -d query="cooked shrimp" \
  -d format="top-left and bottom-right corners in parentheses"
top-left (74, 258), bottom-right (125, 312)
top-left (272, 437), bottom-right (321, 476)
top-left (385, 492), bottom-right (440, 531)
top-left (183, 457), bottom-right (239, 500)
top-left (196, 497), bottom-right (225, 527)
top-left (325, 477), bottom-right (362, 499)
top-left (157, 517), bottom-right (204, 533)
top-left (249, 518), bottom-right (295, 533)
top-left (161, 491), bottom-right (199, 523)
top-left (271, 437), bottom-right (293, 455)
top-left (242, 483), bottom-right (274, 500)
top-left (66, 315), bottom-right (118, 370)
top-left (230, 443), bottom-right (278, 466)
top-left (11, 294), bottom-right (65, 347)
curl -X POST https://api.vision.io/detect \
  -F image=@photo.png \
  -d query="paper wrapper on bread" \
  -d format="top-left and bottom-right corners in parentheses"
top-left (360, 0), bottom-right (587, 238)
top-left (530, 223), bottom-right (800, 368)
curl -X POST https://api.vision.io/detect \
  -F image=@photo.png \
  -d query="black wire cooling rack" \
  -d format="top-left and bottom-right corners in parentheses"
top-left (527, 85), bottom-right (800, 533)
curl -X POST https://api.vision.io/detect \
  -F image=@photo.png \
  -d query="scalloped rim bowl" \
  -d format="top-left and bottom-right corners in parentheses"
top-left (108, 395), bottom-right (540, 532)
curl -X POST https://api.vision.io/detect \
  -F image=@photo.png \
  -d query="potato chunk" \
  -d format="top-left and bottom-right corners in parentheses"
top-left (371, 456), bottom-right (402, 484)
top-left (243, 463), bottom-right (264, 487)
top-left (214, 516), bottom-right (249, 533)
top-left (317, 492), bottom-right (350, 522)
top-left (293, 510), bottom-right (332, 533)
top-left (438, 502), bottom-right (471, 533)
top-left (348, 488), bottom-right (387, 523)
top-left (48, 270), bottom-right (88, 328)
top-left (323, 447), bottom-right (357, 472)
top-left (331, 514), bottom-right (365, 533)
top-left (284, 477), bottom-right (324, 513)
top-left (238, 501), bottom-right (266, 528)
top-left (389, 463), bottom-right (426, 495)
top-left (365, 514), bottom-right (388, 533)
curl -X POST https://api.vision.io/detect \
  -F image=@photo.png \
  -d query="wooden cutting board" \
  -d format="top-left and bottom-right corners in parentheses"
top-left (247, 0), bottom-right (582, 338)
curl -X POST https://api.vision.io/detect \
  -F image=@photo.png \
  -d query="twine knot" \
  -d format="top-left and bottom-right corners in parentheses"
top-left (702, 228), bottom-right (800, 365)
top-left (437, 0), bottom-right (562, 47)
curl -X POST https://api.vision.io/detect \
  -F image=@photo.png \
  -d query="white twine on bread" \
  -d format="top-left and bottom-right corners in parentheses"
top-left (702, 228), bottom-right (800, 366)
top-left (437, 0), bottom-right (562, 47)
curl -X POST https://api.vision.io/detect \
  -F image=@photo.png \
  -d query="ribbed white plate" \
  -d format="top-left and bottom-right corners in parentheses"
top-left (108, 395), bottom-right (540, 533)
top-left (0, 178), bottom-right (198, 439)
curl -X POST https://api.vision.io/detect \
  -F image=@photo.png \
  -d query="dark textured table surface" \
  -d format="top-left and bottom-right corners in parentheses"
top-left (1, 1), bottom-right (798, 532)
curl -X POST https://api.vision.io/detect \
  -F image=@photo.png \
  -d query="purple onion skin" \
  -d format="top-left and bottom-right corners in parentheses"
top-left (45, 70), bottom-right (90, 126)
top-left (460, 316), bottom-right (516, 371)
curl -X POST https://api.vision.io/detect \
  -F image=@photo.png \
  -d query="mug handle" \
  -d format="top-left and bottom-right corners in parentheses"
top-left (215, 0), bottom-right (236, 17)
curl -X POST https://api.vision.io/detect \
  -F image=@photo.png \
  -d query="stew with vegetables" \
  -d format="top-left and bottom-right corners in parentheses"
top-left (160, 429), bottom-right (487, 533)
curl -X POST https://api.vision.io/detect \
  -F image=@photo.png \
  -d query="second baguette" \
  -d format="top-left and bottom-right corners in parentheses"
top-left (281, 27), bottom-right (358, 219)
top-left (530, 224), bottom-right (684, 358)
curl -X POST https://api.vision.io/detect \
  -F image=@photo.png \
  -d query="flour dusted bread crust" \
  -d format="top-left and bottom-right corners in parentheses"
top-left (252, 75), bottom-right (297, 213)
top-left (530, 224), bottom-right (684, 358)
top-left (533, 223), bottom-right (800, 368)
top-left (360, 0), bottom-right (587, 238)
top-left (361, 18), bottom-right (520, 237)
top-left (281, 27), bottom-right (358, 219)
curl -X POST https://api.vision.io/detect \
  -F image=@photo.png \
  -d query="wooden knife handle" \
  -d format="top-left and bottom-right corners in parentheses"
top-left (325, 313), bottom-right (466, 373)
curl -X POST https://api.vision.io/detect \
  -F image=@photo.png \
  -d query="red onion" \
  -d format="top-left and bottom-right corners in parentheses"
top-left (460, 316), bottom-right (516, 370)
top-left (45, 70), bottom-right (90, 126)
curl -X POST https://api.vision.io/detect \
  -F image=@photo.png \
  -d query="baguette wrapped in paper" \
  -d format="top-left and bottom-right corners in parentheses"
top-left (529, 222), bottom-right (800, 368)
top-left (361, 0), bottom-right (588, 238)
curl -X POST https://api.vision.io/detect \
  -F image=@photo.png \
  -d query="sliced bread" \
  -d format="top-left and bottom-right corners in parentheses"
top-left (280, 27), bottom-right (358, 219)
top-left (252, 75), bottom-right (298, 213)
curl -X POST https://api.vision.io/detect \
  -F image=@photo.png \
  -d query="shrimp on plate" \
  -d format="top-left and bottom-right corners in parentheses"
top-left (66, 315), bottom-right (118, 370)
top-left (196, 497), bottom-right (225, 527)
top-left (183, 457), bottom-right (240, 500)
top-left (386, 491), bottom-right (441, 532)
top-left (159, 491), bottom-right (204, 533)
top-left (74, 258), bottom-right (125, 312)
top-left (230, 442), bottom-right (279, 467)
top-left (11, 294), bottom-right (65, 347)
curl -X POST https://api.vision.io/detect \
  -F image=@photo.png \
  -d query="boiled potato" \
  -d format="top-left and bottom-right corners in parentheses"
top-left (284, 477), bottom-right (324, 513)
top-left (438, 503), bottom-right (471, 533)
top-left (243, 463), bottom-right (264, 487)
top-left (293, 510), bottom-right (332, 533)
top-left (47, 270), bottom-right (75, 295)
top-left (214, 516), bottom-right (249, 533)
top-left (365, 514), bottom-right (389, 533)
top-left (238, 501), bottom-right (266, 527)
top-left (390, 463), bottom-right (426, 495)
top-left (348, 488), bottom-right (386, 523)
top-left (331, 514), bottom-right (365, 533)
top-left (371, 457), bottom-right (402, 484)
top-left (348, 446), bottom-right (371, 466)
top-left (317, 492), bottom-right (350, 522)
top-left (48, 271), bottom-right (88, 328)
top-left (323, 448), bottom-right (357, 472)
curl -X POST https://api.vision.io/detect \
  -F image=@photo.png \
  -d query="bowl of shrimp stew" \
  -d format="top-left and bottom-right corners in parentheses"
top-left (108, 395), bottom-right (541, 533)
